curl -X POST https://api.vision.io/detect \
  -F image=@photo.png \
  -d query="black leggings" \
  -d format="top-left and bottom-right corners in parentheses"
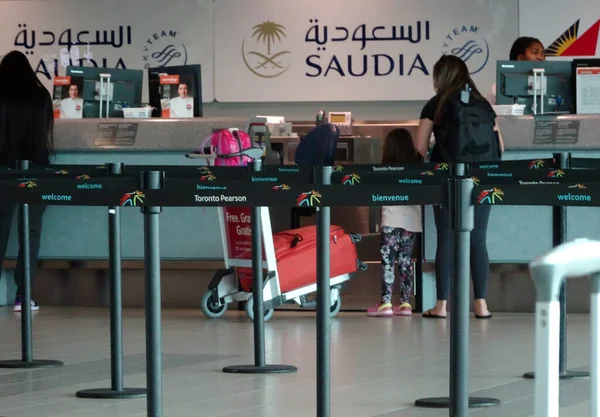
top-left (0, 204), bottom-right (46, 297)
top-left (433, 205), bottom-right (491, 301)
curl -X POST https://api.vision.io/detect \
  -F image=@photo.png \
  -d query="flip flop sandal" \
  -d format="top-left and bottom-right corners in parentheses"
top-left (422, 309), bottom-right (447, 319)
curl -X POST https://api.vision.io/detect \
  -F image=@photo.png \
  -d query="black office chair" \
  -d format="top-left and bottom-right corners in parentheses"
top-left (290, 123), bottom-right (340, 228)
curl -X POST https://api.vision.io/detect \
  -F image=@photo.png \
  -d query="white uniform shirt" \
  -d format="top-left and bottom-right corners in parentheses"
top-left (169, 96), bottom-right (194, 118)
top-left (60, 97), bottom-right (83, 118)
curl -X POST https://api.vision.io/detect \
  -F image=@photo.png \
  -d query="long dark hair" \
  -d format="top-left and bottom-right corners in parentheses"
top-left (432, 55), bottom-right (485, 125)
top-left (510, 37), bottom-right (543, 60)
top-left (0, 50), bottom-right (54, 166)
top-left (382, 128), bottom-right (421, 164)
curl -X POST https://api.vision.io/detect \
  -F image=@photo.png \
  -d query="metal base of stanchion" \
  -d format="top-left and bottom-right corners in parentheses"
top-left (414, 396), bottom-right (501, 408)
top-left (0, 359), bottom-right (64, 369)
top-left (222, 364), bottom-right (298, 374)
top-left (76, 388), bottom-right (147, 399)
top-left (523, 370), bottom-right (589, 380)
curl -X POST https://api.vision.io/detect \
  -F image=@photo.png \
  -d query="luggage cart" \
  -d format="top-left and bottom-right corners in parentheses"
top-left (200, 205), bottom-right (364, 321)
top-left (189, 141), bottom-right (365, 322)
top-left (529, 238), bottom-right (600, 417)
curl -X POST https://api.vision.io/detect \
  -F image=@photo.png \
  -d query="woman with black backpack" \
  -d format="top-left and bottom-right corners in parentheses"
top-left (413, 55), bottom-right (504, 320)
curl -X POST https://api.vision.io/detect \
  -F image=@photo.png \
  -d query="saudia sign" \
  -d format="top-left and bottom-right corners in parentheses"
top-left (304, 19), bottom-right (431, 77)
top-left (241, 18), bottom-right (490, 79)
top-left (11, 24), bottom-right (188, 80)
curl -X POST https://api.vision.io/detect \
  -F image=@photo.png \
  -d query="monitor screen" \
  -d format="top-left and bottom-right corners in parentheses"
top-left (572, 59), bottom-right (600, 114)
top-left (496, 60), bottom-right (573, 115)
top-left (148, 64), bottom-right (203, 118)
top-left (66, 66), bottom-right (143, 118)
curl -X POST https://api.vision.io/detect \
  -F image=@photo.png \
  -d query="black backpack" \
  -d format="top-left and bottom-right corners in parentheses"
top-left (432, 85), bottom-right (500, 163)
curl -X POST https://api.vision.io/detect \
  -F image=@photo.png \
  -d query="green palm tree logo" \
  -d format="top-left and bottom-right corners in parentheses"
top-left (242, 21), bottom-right (291, 78)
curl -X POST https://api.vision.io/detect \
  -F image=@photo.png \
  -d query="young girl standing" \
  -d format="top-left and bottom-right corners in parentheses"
top-left (367, 128), bottom-right (422, 317)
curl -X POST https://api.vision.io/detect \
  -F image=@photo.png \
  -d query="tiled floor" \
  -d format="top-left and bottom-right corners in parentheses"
top-left (0, 308), bottom-right (593, 417)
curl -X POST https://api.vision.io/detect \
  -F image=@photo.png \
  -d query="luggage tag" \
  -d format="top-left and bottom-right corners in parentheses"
top-left (460, 84), bottom-right (471, 104)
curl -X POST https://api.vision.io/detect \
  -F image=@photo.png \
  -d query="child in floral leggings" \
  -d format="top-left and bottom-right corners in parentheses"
top-left (367, 128), bottom-right (422, 317)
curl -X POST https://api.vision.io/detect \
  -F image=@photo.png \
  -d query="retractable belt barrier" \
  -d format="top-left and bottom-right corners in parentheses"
top-left (1, 157), bottom-right (597, 417)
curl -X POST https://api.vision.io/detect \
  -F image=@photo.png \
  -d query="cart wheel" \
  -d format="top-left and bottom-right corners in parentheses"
top-left (330, 296), bottom-right (342, 317)
top-left (350, 233), bottom-right (362, 243)
top-left (200, 290), bottom-right (228, 319)
top-left (245, 295), bottom-right (274, 322)
top-left (358, 261), bottom-right (368, 271)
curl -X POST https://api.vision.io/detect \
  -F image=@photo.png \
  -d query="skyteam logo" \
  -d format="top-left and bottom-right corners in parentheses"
top-left (476, 187), bottom-right (504, 204)
top-left (529, 159), bottom-right (545, 169)
top-left (334, 165), bottom-right (344, 172)
top-left (120, 190), bottom-right (145, 206)
top-left (421, 171), bottom-right (435, 176)
top-left (341, 173), bottom-right (360, 185)
top-left (272, 184), bottom-right (291, 191)
top-left (547, 169), bottom-right (565, 178)
top-left (569, 183), bottom-right (586, 189)
top-left (471, 176), bottom-right (480, 185)
top-left (55, 170), bottom-right (68, 175)
top-left (296, 190), bottom-right (322, 207)
top-left (75, 174), bottom-right (91, 180)
top-left (142, 30), bottom-right (188, 69)
top-left (434, 163), bottom-right (449, 171)
top-left (442, 25), bottom-right (489, 75)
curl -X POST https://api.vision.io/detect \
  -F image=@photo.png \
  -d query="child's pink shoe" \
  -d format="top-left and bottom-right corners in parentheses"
top-left (367, 303), bottom-right (393, 317)
top-left (394, 302), bottom-right (412, 316)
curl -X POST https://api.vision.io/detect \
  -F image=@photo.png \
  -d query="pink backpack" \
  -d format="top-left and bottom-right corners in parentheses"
top-left (201, 128), bottom-right (254, 167)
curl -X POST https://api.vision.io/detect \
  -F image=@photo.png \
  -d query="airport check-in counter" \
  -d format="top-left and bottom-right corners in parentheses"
top-left (2, 118), bottom-right (383, 264)
top-left (2, 115), bottom-right (600, 311)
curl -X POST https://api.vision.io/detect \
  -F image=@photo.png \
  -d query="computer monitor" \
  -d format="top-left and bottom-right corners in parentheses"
top-left (496, 60), bottom-right (574, 115)
top-left (572, 59), bottom-right (600, 114)
top-left (65, 66), bottom-right (143, 118)
top-left (147, 64), bottom-right (203, 118)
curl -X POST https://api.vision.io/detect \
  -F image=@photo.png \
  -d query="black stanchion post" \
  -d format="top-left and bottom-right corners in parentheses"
top-left (0, 160), bottom-right (63, 369)
top-left (76, 163), bottom-right (146, 399)
top-left (316, 165), bottom-right (332, 417)
top-left (415, 163), bottom-right (500, 415)
top-left (143, 171), bottom-right (163, 417)
top-left (523, 152), bottom-right (588, 380)
top-left (223, 158), bottom-right (297, 374)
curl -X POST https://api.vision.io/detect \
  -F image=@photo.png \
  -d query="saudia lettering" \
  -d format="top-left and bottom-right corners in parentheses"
top-left (194, 195), bottom-right (247, 203)
top-left (13, 24), bottom-right (131, 80)
top-left (304, 20), bottom-right (431, 77)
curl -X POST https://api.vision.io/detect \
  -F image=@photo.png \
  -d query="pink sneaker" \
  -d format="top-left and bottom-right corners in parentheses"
top-left (367, 303), bottom-right (393, 317)
top-left (393, 302), bottom-right (412, 316)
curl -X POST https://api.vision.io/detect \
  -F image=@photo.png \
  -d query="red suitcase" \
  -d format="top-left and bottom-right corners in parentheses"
top-left (238, 225), bottom-right (361, 293)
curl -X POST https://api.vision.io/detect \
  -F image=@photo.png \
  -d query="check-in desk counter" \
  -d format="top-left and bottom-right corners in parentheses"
top-left (3, 115), bottom-right (599, 312)
top-left (3, 119), bottom-right (382, 264)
